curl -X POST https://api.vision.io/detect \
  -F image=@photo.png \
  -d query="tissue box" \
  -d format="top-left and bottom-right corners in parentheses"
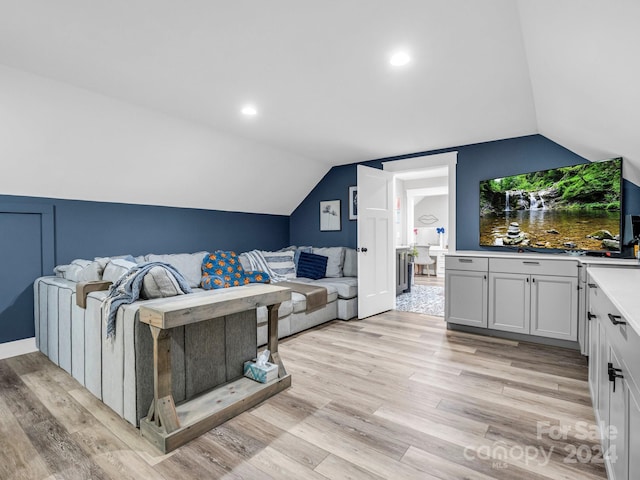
top-left (243, 360), bottom-right (278, 383)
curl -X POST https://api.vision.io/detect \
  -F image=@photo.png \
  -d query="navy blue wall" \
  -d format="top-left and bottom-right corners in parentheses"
top-left (290, 134), bottom-right (640, 252)
top-left (0, 194), bottom-right (289, 344)
top-left (290, 165), bottom-right (358, 248)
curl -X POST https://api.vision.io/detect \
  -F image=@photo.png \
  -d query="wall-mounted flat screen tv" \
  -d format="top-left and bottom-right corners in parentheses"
top-left (479, 158), bottom-right (622, 252)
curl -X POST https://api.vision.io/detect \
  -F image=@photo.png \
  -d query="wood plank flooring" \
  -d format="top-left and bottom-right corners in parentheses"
top-left (0, 311), bottom-right (606, 479)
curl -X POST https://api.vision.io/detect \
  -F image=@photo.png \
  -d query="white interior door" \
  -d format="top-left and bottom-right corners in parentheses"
top-left (357, 165), bottom-right (394, 319)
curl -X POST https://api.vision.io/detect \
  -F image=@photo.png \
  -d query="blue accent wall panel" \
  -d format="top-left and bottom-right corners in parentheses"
top-left (0, 194), bottom-right (289, 343)
top-left (0, 213), bottom-right (44, 343)
top-left (289, 134), bottom-right (640, 253)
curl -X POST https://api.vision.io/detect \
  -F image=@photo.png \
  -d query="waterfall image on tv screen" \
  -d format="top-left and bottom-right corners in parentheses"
top-left (479, 158), bottom-right (622, 251)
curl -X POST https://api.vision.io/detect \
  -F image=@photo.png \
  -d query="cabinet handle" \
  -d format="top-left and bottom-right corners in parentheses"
top-left (523, 261), bottom-right (540, 265)
top-left (587, 312), bottom-right (596, 321)
top-left (458, 259), bottom-right (473, 263)
top-left (608, 313), bottom-right (626, 326)
top-left (532, 277), bottom-right (536, 283)
top-left (483, 275), bottom-right (487, 280)
top-left (588, 283), bottom-right (597, 289)
top-left (608, 362), bottom-right (624, 392)
top-left (526, 277), bottom-right (529, 283)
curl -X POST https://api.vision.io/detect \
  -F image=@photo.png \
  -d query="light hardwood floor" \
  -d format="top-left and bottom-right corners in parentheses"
top-left (0, 311), bottom-right (606, 479)
top-left (413, 272), bottom-right (444, 287)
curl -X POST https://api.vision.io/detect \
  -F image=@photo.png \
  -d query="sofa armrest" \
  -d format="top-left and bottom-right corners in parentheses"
top-left (76, 280), bottom-right (112, 308)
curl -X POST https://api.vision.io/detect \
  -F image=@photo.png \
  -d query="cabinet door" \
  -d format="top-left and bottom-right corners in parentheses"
top-left (578, 276), bottom-right (588, 354)
top-left (445, 270), bottom-right (487, 327)
top-left (628, 382), bottom-right (640, 480)
top-left (608, 349), bottom-right (626, 480)
top-left (588, 313), bottom-right (600, 405)
top-left (488, 272), bottom-right (530, 333)
top-left (530, 275), bottom-right (578, 340)
top-left (597, 321), bottom-right (610, 449)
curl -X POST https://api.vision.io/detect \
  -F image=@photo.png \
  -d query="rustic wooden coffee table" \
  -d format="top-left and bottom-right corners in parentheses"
top-left (138, 284), bottom-right (291, 453)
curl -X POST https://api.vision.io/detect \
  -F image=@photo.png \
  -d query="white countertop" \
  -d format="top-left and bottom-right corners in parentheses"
top-left (448, 250), bottom-right (640, 267)
top-left (588, 267), bottom-right (640, 335)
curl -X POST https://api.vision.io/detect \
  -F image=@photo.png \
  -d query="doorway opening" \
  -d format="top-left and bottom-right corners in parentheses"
top-left (382, 152), bottom-right (457, 317)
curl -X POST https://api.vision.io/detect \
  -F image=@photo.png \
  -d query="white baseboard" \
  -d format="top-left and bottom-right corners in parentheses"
top-left (0, 337), bottom-right (37, 360)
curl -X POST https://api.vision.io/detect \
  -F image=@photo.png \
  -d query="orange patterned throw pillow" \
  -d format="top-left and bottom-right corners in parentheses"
top-left (201, 251), bottom-right (270, 289)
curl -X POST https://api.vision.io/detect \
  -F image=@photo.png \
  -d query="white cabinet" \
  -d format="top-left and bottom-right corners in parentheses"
top-left (488, 272), bottom-right (530, 333)
top-left (587, 272), bottom-right (640, 480)
top-left (445, 256), bottom-right (488, 328)
top-left (430, 246), bottom-right (448, 277)
top-left (627, 384), bottom-right (640, 479)
top-left (530, 274), bottom-right (578, 340)
top-left (488, 258), bottom-right (578, 341)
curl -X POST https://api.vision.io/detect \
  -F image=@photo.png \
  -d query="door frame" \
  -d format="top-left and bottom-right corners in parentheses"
top-left (382, 151), bottom-right (457, 252)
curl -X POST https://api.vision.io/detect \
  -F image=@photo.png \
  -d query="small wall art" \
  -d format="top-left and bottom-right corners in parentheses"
top-left (320, 200), bottom-right (341, 231)
top-left (349, 186), bottom-right (358, 220)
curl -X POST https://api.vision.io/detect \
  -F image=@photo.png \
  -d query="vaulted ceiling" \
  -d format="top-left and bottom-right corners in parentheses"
top-left (0, 0), bottom-right (638, 213)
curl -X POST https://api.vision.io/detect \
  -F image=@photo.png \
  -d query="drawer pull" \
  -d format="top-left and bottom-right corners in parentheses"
top-left (587, 312), bottom-right (596, 321)
top-left (608, 313), bottom-right (626, 326)
top-left (458, 259), bottom-right (473, 263)
top-left (588, 283), bottom-right (597, 289)
top-left (522, 261), bottom-right (540, 265)
top-left (608, 363), bottom-right (624, 392)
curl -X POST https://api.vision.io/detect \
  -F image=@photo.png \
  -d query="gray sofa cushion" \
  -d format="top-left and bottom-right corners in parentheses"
top-left (62, 259), bottom-right (103, 282)
top-left (312, 277), bottom-right (358, 299)
top-left (343, 248), bottom-right (358, 277)
top-left (312, 247), bottom-right (345, 277)
top-left (103, 258), bottom-right (137, 283)
top-left (146, 252), bottom-right (208, 288)
top-left (289, 283), bottom-right (338, 313)
top-left (141, 266), bottom-right (184, 299)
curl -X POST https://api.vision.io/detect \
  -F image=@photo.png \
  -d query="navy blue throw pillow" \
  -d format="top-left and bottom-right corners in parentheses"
top-left (297, 252), bottom-right (328, 280)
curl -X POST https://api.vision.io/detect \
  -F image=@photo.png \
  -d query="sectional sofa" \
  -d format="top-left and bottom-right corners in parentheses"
top-left (33, 246), bottom-right (357, 427)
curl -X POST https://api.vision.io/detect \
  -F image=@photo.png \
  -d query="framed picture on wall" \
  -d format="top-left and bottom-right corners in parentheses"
top-left (320, 200), bottom-right (341, 231)
top-left (349, 186), bottom-right (357, 220)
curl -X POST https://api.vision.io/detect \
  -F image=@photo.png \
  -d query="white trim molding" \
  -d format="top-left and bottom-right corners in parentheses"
top-left (383, 151), bottom-right (458, 252)
top-left (0, 337), bottom-right (37, 360)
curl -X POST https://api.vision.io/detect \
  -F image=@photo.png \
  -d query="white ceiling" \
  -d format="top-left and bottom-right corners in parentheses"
top-left (0, 0), bottom-right (638, 211)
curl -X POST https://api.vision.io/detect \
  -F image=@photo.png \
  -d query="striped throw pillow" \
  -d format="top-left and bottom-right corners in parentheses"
top-left (260, 250), bottom-right (296, 279)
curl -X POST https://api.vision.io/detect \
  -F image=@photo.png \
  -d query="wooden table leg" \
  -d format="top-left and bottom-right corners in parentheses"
top-left (266, 303), bottom-right (287, 377)
top-left (147, 325), bottom-right (180, 433)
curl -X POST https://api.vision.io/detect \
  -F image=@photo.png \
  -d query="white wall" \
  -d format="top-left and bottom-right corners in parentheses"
top-left (518, 0), bottom-right (640, 186)
top-left (414, 194), bottom-right (448, 246)
top-left (0, 65), bottom-right (326, 215)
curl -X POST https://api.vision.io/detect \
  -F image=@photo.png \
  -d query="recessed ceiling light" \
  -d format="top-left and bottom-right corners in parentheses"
top-left (390, 51), bottom-right (411, 66)
top-left (241, 105), bottom-right (257, 116)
